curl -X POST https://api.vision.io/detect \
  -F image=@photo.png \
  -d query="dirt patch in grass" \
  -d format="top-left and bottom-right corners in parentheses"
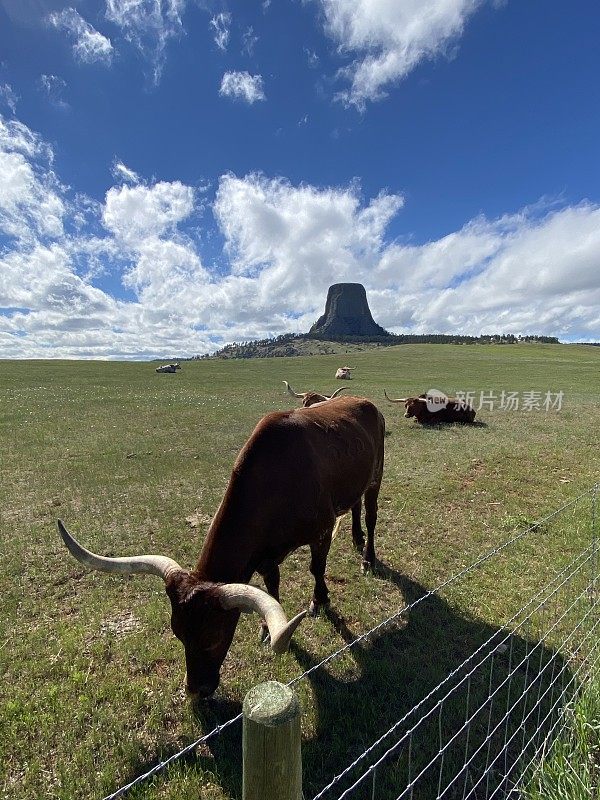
top-left (185, 510), bottom-right (213, 529)
top-left (100, 611), bottom-right (142, 637)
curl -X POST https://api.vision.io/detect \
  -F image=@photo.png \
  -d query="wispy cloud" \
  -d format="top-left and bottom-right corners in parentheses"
top-left (48, 7), bottom-right (113, 65)
top-left (105, 0), bottom-right (185, 83)
top-left (242, 26), bottom-right (258, 56)
top-left (219, 71), bottom-right (266, 104)
top-left (39, 75), bottom-right (69, 109)
top-left (0, 83), bottom-right (18, 114)
top-left (304, 47), bottom-right (319, 68)
top-left (111, 160), bottom-right (141, 185)
top-left (210, 12), bottom-right (232, 51)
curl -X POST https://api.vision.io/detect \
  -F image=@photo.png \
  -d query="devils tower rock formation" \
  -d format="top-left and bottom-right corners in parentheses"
top-left (309, 283), bottom-right (389, 339)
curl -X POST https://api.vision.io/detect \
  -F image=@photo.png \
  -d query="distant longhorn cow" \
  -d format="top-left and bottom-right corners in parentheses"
top-left (156, 364), bottom-right (177, 373)
top-left (58, 396), bottom-right (385, 699)
top-left (336, 367), bottom-right (354, 380)
top-left (283, 380), bottom-right (348, 407)
top-left (384, 390), bottom-right (476, 424)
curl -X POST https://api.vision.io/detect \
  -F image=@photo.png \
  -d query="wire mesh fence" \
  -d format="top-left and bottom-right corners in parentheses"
top-left (307, 487), bottom-right (599, 800)
top-left (102, 485), bottom-right (599, 799)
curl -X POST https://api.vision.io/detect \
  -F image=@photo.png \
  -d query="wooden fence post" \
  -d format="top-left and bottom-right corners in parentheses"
top-left (242, 680), bottom-right (302, 800)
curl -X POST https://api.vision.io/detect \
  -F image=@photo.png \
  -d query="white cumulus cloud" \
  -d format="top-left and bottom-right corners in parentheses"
top-left (102, 181), bottom-right (195, 246)
top-left (2, 114), bottom-right (600, 359)
top-left (0, 116), bottom-right (65, 244)
top-left (317, 0), bottom-right (484, 108)
top-left (212, 173), bottom-right (600, 341)
top-left (219, 71), bottom-right (266, 104)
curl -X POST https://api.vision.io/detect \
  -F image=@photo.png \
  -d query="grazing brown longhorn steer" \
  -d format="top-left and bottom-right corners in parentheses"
top-left (283, 380), bottom-right (348, 407)
top-left (384, 390), bottom-right (476, 424)
top-left (58, 396), bottom-right (385, 698)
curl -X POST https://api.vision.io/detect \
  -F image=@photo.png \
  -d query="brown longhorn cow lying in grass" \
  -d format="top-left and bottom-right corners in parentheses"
top-left (384, 390), bottom-right (476, 424)
top-left (58, 396), bottom-right (385, 698)
top-left (282, 380), bottom-right (348, 407)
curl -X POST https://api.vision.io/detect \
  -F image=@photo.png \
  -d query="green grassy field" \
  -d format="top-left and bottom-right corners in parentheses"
top-left (1, 344), bottom-right (599, 800)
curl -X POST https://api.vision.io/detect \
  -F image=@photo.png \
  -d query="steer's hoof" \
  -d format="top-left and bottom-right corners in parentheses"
top-left (309, 598), bottom-right (329, 616)
top-left (259, 623), bottom-right (270, 645)
top-left (361, 560), bottom-right (372, 575)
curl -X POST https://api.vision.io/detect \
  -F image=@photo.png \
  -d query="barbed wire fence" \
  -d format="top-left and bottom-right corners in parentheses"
top-left (103, 484), bottom-right (599, 800)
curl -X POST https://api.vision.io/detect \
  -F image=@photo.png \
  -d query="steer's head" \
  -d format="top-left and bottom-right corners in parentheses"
top-left (403, 397), bottom-right (422, 418)
top-left (283, 380), bottom-right (348, 407)
top-left (57, 520), bottom-right (306, 699)
top-left (165, 573), bottom-right (240, 697)
top-left (384, 390), bottom-right (429, 419)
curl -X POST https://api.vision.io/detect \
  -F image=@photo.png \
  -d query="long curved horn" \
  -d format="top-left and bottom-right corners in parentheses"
top-left (216, 583), bottom-right (307, 653)
top-left (384, 389), bottom-right (407, 403)
top-left (282, 381), bottom-right (304, 399)
top-left (327, 386), bottom-right (348, 400)
top-left (57, 520), bottom-right (183, 582)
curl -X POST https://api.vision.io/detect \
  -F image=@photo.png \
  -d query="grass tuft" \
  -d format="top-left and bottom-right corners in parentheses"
top-left (521, 674), bottom-right (600, 799)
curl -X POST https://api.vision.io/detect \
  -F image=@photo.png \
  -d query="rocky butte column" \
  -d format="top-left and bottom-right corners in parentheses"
top-left (309, 283), bottom-right (389, 338)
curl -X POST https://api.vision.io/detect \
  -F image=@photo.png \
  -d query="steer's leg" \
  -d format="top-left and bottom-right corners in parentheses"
top-left (263, 565), bottom-right (280, 600)
top-left (309, 531), bottom-right (332, 616)
top-left (351, 497), bottom-right (366, 553)
top-left (258, 565), bottom-right (280, 643)
top-left (362, 484), bottom-right (380, 573)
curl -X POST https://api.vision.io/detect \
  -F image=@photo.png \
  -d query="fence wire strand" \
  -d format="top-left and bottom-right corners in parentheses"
top-left (102, 713), bottom-right (243, 800)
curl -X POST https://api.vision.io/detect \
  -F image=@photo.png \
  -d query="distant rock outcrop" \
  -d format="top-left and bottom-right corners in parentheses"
top-left (309, 283), bottom-right (389, 339)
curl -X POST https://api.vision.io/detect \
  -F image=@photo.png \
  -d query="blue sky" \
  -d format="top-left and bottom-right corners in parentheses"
top-left (1, 0), bottom-right (599, 358)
